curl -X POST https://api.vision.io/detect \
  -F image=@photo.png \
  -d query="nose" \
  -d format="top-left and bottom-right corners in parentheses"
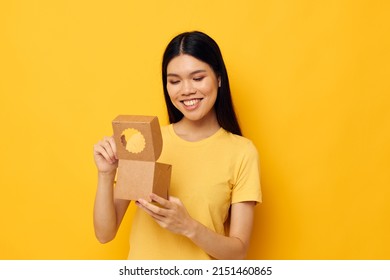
top-left (181, 80), bottom-right (196, 95)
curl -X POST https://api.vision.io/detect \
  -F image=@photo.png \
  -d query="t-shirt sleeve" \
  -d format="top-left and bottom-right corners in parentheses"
top-left (231, 141), bottom-right (262, 204)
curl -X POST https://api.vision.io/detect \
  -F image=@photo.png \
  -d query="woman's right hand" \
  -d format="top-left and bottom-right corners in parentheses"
top-left (93, 136), bottom-right (118, 174)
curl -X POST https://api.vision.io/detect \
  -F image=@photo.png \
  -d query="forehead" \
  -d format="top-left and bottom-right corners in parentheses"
top-left (167, 54), bottom-right (213, 74)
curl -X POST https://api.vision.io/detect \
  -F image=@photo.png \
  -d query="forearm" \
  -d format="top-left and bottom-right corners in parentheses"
top-left (186, 220), bottom-right (248, 260)
top-left (136, 195), bottom-right (255, 259)
top-left (93, 172), bottom-right (117, 243)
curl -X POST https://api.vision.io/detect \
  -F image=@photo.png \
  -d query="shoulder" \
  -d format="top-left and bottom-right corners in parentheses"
top-left (222, 130), bottom-right (258, 153)
top-left (224, 131), bottom-right (253, 145)
top-left (215, 130), bottom-right (259, 165)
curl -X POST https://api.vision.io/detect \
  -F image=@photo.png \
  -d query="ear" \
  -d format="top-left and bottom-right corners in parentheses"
top-left (218, 76), bottom-right (221, 87)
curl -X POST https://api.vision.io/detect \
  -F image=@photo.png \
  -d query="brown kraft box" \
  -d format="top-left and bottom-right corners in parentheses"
top-left (112, 115), bottom-right (172, 201)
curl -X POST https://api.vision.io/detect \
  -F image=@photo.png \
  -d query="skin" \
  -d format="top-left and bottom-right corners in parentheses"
top-left (93, 54), bottom-right (256, 259)
top-left (93, 137), bottom-right (129, 243)
top-left (165, 54), bottom-right (221, 141)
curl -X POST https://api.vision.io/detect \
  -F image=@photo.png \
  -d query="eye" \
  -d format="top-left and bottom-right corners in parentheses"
top-left (193, 76), bottom-right (205, 82)
top-left (168, 80), bottom-right (180, 85)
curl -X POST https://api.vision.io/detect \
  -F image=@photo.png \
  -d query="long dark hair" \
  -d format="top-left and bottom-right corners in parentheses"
top-left (162, 31), bottom-right (242, 136)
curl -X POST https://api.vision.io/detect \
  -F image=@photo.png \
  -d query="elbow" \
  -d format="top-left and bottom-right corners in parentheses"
top-left (93, 220), bottom-right (118, 244)
top-left (224, 249), bottom-right (247, 260)
top-left (238, 243), bottom-right (251, 260)
top-left (232, 249), bottom-right (247, 260)
top-left (97, 237), bottom-right (112, 244)
top-left (237, 250), bottom-right (248, 260)
top-left (232, 237), bottom-right (250, 260)
top-left (95, 232), bottom-right (116, 244)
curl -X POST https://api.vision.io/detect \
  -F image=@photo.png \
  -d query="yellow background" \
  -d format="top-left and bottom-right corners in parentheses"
top-left (1, 0), bottom-right (389, 259)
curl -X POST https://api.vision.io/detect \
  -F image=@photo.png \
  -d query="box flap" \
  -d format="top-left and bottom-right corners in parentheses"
top-left (112, 115), bottom-right (163, 161)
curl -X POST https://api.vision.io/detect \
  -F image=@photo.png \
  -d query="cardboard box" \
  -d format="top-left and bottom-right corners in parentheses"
top-left (112, 115), bottom-right (163, 161)
top-left (112, 115), bottom-right (171, 201)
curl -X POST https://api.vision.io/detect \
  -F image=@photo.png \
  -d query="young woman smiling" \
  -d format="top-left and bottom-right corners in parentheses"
top-left (93, 31), bottom-right (261, 259)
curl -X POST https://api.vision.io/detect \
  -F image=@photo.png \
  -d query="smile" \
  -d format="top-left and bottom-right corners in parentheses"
top-left (181, 98), bottom-right (202, 107)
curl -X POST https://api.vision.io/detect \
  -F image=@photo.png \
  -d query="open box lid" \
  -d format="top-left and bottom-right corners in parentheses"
top-left (112, 115), bottom-right (163, 161)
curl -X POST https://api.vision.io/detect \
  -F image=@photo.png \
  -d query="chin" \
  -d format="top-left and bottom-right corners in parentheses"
top-left (183, 115), bottom-right (203, 122)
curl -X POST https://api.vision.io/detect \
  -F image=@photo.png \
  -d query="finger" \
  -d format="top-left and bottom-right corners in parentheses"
top-left (93, 143), bottom-right (114, 163)
top-left (94, 138), bottom-right (117, 164)
top-left (137, 198), bottom-right (168, 216)
top-left (150, 193), bottom-right (171, 208)
top-left (167, 196), bottom-right (181, 204)
top-left (103, 136), bottom-right (117, 160)
top-left (135, 201), bottom-right (166, 221)
top-left (100, 138), bottom-right (117, 163)
top-left (107, 136), bottom-right (118, 159)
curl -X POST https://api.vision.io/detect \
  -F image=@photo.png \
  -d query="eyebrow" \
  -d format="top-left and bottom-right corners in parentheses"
top-left (167, 69), bottom-right (207, 77)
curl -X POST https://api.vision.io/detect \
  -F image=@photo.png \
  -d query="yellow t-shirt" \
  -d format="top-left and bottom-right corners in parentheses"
top-left (127, 125), bottom-right (261, 259)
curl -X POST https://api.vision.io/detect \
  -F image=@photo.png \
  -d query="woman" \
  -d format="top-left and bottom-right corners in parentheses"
top-left (93, 31), bottom-right (261, 259)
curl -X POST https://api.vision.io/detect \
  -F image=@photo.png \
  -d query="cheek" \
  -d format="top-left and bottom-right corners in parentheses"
top-left (166, 85), bottom-right (179, 99)
top-left (200, 83), bottom-right (218, 96)
top-left (166, 88), bottom-right (180, 108)
top-left (198, 78), bottom-right (218, 93)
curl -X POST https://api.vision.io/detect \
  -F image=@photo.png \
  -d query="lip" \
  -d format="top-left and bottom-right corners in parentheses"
top-left (180, 98), bottom-right (202, 111)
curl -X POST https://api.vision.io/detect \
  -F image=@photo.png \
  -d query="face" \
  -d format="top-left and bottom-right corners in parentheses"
top-left (166, 54), bottom-right (220, 123)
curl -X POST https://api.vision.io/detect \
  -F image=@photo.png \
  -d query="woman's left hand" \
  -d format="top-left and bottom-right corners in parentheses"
top-left (137, 193), bottom-right (256, 259)
top-left (136, 193), bottom-right (196, 237)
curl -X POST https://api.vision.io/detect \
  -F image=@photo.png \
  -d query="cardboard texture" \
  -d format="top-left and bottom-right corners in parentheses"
top-left (112, 115), bottom-right (171, 201)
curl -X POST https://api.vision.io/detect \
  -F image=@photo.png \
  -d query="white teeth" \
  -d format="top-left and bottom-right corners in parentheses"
top-left (183, 99), bottom-right (200, 106)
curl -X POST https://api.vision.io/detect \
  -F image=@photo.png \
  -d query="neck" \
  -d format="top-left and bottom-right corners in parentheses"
top-left (173, 113), bottom-right (221, 142)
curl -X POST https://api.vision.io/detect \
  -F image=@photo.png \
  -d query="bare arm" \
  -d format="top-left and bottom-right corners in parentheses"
top-left (93, 136), bottom-right (130, 243)
top-left (136, 194), bottom-right (256, 259)
top-left (188, 201), bottom-right (255, 259)
top-left (93, 172), bottom-right (130, 243)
